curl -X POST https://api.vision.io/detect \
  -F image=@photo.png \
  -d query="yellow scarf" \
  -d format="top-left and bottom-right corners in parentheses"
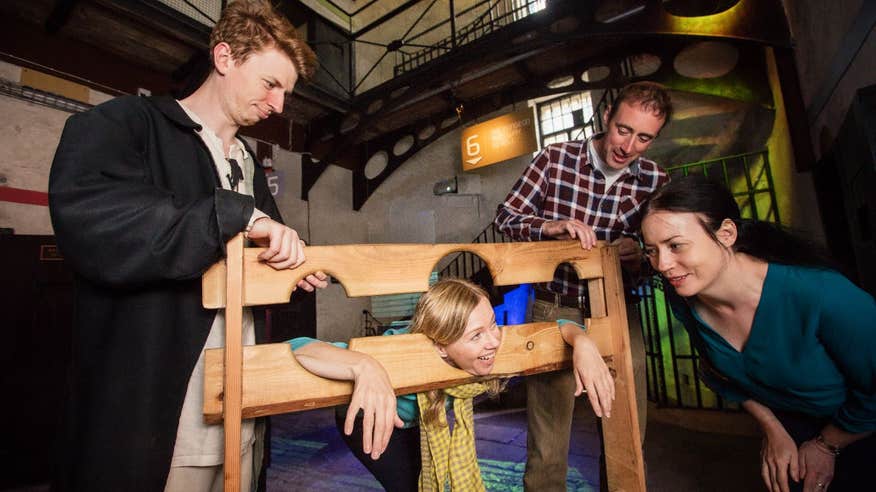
top-left (417, 383), bottom-right (488, 492)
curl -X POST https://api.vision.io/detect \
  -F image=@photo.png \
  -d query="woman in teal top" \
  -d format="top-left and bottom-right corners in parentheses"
top-left (640, 175), bottom-right (875, 492)
top-left (288, 278), bottom-right (612, 492)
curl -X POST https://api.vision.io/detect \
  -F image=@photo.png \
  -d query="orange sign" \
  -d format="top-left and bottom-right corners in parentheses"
top-left (461, 107), bottom-right (538, 171)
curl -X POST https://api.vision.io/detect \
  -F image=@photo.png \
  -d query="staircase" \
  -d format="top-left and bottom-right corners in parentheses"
top-left (395, 0), bottom-right (547, 77)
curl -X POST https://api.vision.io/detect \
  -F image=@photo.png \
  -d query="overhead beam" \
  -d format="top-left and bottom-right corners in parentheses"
top-left (352, 0), bottom-right (423, 38)
top-left (45, 0), bottom-right (80, 34)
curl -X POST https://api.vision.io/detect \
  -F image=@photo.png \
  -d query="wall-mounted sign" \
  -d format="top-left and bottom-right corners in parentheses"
top-left (460, 107), bottom-right (538, 171)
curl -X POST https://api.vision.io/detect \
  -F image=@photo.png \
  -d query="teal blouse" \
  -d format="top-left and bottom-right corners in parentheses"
top-left (668, 263), bottom-right (876, 433)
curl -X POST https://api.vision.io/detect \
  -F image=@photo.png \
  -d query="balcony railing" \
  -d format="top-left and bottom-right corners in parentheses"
top-left (395, 0), bottom-right (547, 76)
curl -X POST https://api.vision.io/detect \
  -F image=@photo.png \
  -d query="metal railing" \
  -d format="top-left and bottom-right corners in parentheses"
top-left (361, 309), bottom-right (387, 336)
top-left (665, 150), bottom-right (780, 223)
top-left (175, 0), bottom-right (550, 97)
top-left (395, 0), bottom-right (546, 76)
top-left (438, 223), bottom-right (512, 279)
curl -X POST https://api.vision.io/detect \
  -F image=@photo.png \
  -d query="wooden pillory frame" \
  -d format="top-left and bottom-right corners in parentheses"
top-left (201, 235), bottom-right (645, 491)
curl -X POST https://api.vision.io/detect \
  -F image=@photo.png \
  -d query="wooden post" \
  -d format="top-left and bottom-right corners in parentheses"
top-left (597, 246), bottom-right (646, 491)
top-left (223, 233), bottom-right (244, 492)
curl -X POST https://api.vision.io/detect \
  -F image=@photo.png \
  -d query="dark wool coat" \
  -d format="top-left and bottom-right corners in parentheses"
top-left (48, 95), bottom-right (281, 491)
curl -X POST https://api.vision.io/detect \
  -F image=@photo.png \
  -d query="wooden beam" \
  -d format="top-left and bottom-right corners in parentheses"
top-left (598, 245), bottom-right (646, 492)
top-left (202, 320), bottom-right (621, 424)
top-left (202, 240), bottom-right (606, 309)
top-left (587, 277), bottom-right (607, 318)
top-left (45, 0), bottom-right (79, 34)
top-left (223, 234), bottom-right (244, 492)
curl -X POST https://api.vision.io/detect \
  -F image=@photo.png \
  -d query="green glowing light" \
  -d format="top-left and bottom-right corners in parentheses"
top-left (667, 1), bottom-right (746, 36)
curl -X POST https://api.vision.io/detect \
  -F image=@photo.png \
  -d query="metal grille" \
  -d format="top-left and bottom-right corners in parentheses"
top-left (438, 223), bottom-right (512, 279)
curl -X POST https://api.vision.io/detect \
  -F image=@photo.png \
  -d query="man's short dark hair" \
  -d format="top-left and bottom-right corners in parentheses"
top-left (606, 81), bottom-right (673, 128)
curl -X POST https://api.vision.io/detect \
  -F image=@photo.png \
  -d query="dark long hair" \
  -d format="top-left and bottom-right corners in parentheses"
top-left (642, 174), bottom-right (834, 269)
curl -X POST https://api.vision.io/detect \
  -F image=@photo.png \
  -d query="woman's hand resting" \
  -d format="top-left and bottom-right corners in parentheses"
top-left (345, 355), bottom-right (405, 460)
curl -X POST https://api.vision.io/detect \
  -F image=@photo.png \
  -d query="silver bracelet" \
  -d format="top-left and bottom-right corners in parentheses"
top-left (814, 434), bottom-right (841, 456)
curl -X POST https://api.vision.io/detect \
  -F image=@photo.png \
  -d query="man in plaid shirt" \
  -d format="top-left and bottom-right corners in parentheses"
top-left (495, 82), bottom-right (672, 491)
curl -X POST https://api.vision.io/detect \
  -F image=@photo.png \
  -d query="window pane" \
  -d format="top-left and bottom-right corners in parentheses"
top-left (562, 113), bottom-right (573, 129)
top-left (537, 91), bottom-right (598, 149)
top-left (540, 105), bottom-right (550, 119)
top-left (542, 119), bottom-right (554, 134)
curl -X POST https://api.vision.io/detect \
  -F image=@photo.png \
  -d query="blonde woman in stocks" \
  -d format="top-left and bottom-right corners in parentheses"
top-left (288, 278), bottom-right (614, 491)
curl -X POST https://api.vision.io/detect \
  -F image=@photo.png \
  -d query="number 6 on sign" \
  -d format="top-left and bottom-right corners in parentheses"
top-left (460, 107), bottom-right (538, 171)
top-left (465, 134), bottom-right (482, 166)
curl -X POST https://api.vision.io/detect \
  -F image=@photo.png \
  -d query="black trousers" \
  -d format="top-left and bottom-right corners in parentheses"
top-left (334, 412), bottom-right (421, 492)
top-left (774, 410), bottom-right (875, 492)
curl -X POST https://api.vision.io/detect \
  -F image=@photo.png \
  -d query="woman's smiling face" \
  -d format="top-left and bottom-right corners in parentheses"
top-left (437, 296), bottom-right (502, 376)
top-left (642, 211), bottom-right (733, 297)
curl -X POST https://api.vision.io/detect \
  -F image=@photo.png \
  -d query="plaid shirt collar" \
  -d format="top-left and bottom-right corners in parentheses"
top-left (494, 133), bottom-right (669, 298)
top-left (582, 133), bottom-right (644, 181)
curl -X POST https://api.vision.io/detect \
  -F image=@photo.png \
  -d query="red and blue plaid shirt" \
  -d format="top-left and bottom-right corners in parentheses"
top-left (495, 135), bottom-right (669, 296)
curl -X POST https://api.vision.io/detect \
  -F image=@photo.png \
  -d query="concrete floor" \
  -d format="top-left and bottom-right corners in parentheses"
top-left (267, 390), bottom-right (764, 491)
top-left (2, 391), bottom-right (764, 491)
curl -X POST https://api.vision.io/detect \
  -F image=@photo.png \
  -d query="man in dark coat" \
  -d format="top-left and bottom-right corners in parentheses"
top-left (48, 1), bottom-right (323, 490)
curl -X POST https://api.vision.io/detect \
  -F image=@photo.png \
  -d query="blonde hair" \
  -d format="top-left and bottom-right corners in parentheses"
top-left (210, 0), bottom-right (318, 80)
top-left (409, 278), bottom-right (505, 426)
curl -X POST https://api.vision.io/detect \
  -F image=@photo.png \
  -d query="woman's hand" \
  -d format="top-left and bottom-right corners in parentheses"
top-left (292, 341), bottom-right (404, 460)
top-left (567, 331), bottom-right (615, 418)
top-left (760, 424), bottom-right (800, 492)
top-left (345, 355), bottom-right (405, 460)
top-left (797, 439), bottom-right (835, 491)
